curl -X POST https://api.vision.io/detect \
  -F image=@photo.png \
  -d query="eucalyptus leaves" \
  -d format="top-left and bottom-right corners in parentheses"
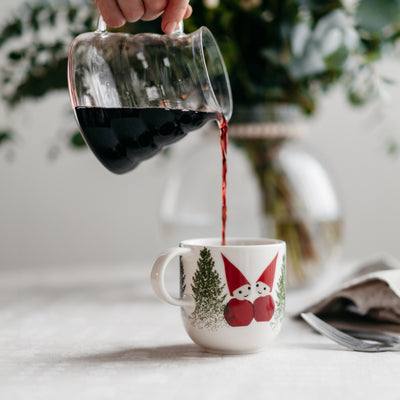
top-left (0, 0), bottom-right (98, 151)
top-left (186, 0), bottom-right (400, 114)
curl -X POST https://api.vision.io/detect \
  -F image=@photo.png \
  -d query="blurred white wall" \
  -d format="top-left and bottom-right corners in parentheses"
top-left (305, 83), bottom-right (400, 263)
top-left (1, 0), bottom-right (400, 269)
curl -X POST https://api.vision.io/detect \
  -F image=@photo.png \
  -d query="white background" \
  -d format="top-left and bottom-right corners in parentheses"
top-left (1, 0), bottom-right (400, 270)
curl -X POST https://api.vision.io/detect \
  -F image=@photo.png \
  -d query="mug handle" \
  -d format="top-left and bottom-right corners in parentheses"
top-left (151, 247), bottom-right (194, 307)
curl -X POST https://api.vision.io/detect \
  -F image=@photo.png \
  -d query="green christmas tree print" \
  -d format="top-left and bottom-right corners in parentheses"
top-left (189, 248), bottom-right (227, 331)
top-left (180, 258), bottom-right (186, 298)
top-left (271, 255), bottom-right (286, 329)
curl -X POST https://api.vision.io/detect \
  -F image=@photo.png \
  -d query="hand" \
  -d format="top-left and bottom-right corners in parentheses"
top-left (93, 0), bottom-right (193, 34)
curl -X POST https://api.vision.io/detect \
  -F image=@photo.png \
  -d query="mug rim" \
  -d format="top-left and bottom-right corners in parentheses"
top-left (179, 237), bottom-right (285, 248)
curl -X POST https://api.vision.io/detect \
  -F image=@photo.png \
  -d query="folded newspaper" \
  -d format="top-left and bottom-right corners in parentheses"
top-left (294, 256), bottom-right (400, 326)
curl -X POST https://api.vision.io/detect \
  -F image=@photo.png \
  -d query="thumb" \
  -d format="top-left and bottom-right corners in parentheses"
top-left (162, 0), bottom-right (190, 34)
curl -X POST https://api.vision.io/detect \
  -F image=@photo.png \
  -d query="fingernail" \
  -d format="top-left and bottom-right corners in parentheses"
top-left (164, 22), bottom-right (177, 34)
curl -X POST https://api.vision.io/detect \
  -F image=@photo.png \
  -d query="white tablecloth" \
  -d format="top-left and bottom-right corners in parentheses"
top-left (1, 261), bottom-right (399, 399)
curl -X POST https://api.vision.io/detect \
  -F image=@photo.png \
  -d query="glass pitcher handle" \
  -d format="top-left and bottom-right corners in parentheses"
top-left (173, 20), bottom-right (184, 35)
top-left (95, 14), bottom-right (184, 35)
top-left (96, 15), bottom-right (107, 33)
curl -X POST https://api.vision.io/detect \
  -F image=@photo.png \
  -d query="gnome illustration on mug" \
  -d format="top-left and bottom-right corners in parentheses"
top-left (253, 253), bottom-right (278, 322)
top-left (222, 252), bottom-right (279, 326)
top-left (222, 254), bottom-right (254, 327)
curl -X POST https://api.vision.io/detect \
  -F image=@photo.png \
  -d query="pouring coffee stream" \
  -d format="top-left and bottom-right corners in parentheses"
top-left (68, 18), bottom-right (232, 243)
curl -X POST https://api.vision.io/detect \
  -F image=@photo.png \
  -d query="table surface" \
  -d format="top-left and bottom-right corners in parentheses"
top-left (1, 261), bottom-right (399, 400)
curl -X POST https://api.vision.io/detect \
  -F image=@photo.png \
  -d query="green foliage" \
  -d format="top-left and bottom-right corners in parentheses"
top-left (271, 254), bottom-right (286, 329)
top-left (0, 0), bottom-right (166, 150)
top-left (0, 0), bottom-right (399, 149)
top-left (323, 45), bottom-right (349, 72)
top-left (190, 247), bottom-right (227, 331)
top-left (0, 1), bottom-right (97, 150)
top-left (0, 19), bottom-right (23, 47)
top-left (8, 58), bottom-right (68, 106)
top-left (356, 0), bottom-right (400, 34)
top-left (69, 131), bottom-right (86, 148)
top-left (0, 130), bottom-right (13, 145)
top-left (187, 0), bottom-right (400, 115)
top-left (0, 1), bottom-right (97, 106)
top-left (1, 0), bottom-right (398, 112)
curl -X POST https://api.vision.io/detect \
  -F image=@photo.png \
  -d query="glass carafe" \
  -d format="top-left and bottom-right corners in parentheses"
top-left (68, 18), bottom-right (232, 174)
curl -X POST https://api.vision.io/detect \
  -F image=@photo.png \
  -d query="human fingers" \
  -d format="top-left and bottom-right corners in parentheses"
top-left (141, 0), bottom-right (168, 21)
top-left (161, 0), bottom-right (190, 34)
top-left (116, 0), bottom-right (145, 23)
top-left (92, 0), bottom-right (126, 28)
top-left (183, 4), bottom-right (193, 19)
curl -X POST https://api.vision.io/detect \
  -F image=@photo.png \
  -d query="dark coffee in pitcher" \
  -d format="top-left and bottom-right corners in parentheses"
top-left (75, 106), bottom-right (219, 175)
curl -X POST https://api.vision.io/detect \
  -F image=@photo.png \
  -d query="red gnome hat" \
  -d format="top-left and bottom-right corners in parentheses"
top-left (256, 252), bottom-right (279, 289)
top-left (221, 253), bottom-right (250, 296)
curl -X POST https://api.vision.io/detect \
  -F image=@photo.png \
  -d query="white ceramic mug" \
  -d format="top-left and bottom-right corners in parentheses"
top-left (151, 237), bottom-right (286, 354)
